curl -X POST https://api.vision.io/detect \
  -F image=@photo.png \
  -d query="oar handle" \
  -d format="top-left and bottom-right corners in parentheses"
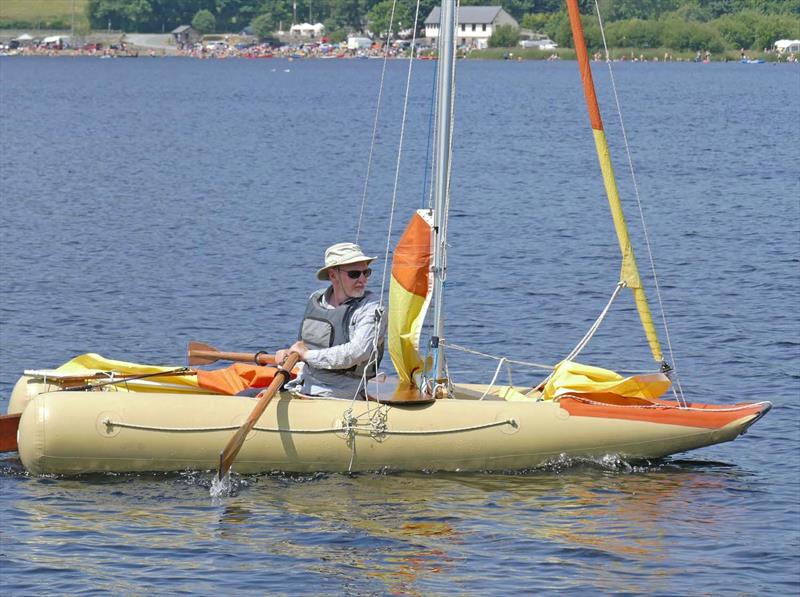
top-left (187, 342), bottom-right (276, 366)
top-left (218, 351), bottom-right (301, 480)
top-left (195, 349), bottom-right (275, 365)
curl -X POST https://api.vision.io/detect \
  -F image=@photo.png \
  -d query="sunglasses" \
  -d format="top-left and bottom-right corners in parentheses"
top-left (341, 268), bottom-right (372, 280)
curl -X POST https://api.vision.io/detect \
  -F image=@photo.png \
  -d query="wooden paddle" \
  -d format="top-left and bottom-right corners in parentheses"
top-left (0, 413), bottom-right (20, 453)
top-left (217, 351), bottom-right (300, 480)
top-left (188, 341), bottom-right (276, 366)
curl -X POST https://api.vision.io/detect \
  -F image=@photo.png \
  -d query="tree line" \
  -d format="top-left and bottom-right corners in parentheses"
top-left (19, 0), bottom-right (800, 52)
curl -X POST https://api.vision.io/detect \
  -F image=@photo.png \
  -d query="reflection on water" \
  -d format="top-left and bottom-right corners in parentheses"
top-left (0, 457), bottom-right (774, 594)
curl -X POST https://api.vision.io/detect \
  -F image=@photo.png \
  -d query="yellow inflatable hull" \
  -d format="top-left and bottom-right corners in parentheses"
top-left (13, 383), bottom-right (770, 475)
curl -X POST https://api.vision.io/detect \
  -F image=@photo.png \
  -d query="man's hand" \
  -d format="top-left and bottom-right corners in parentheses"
top-left (276, 341), bottom-right (308, 365)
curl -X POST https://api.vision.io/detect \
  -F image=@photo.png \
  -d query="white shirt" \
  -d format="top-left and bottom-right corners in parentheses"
top-left (292, 288), bottom-right (385, 399)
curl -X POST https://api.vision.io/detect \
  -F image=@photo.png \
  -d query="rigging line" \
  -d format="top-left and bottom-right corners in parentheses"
top-left (422, 61), bottom-right (438, 209)
top-left (566, 282), bottom-right (626, 363)
top-left (441, 0), bottom-right (459, 269)
top-left (444, 341), bottom-right (658, 374)
top-left (371, 0), bottom-right (424, 396)
top-left (443, 342), bottom-right (554, 370)
top-left (535, 282), bottom-right (626, 389)
top-left (355, 1), bottom-right (399, 243)
top-left (593, 1), bottom-right (686, 405)
top-left (377, 0), bottom-right (423, 309)
top-left (478, 357), bottom-right (506, 400)
top-left (355, 0), bottom-right (424, 408)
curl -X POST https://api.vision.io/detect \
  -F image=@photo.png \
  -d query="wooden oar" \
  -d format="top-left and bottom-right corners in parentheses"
top-left (217, 351), bottom-right (300, 480)
top-left (188, 341), bottom-right (276, 366)
top-left (0, 413), bottom-right (20, 453)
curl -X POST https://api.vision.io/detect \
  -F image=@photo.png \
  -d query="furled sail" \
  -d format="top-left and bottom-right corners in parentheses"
top-left (46, 353), bottom-right (201, 391)
top-left (388, 210), bottom-right (434, 384)
top-left (542, 360), bottom-right (671, 401)
top-left (38, 353), bottom-right (295, 395)
top-left (566, 0), bottom-right (664, 363)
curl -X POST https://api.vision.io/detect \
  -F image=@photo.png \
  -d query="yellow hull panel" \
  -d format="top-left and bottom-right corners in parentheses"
top-left (16, 388), bottom-right (766, 475)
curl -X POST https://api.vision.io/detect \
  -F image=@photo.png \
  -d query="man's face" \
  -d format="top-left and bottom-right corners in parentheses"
top-left (332, 262), bottom-right (372, 298)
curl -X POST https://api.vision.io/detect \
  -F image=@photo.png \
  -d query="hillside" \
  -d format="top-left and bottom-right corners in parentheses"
top-left (0, 0), bottom-right (89, 29)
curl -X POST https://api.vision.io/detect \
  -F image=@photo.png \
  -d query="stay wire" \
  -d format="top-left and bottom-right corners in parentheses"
top-left (355, 0), bottom-right (424, 406)
top-left (593, 0), bottom-right (686, 404)
top-left (422, 61), bottom-right (438, 210)
top-left (355, 2), bottom-right (399, 244)
top-left (377, 0), bottom-right (423, 309)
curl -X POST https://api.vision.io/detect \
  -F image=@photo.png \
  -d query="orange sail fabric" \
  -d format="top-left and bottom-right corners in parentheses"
top-left (196, 363), bottom-right (296, 396)
top-left (389, 210), bottom-right (434, 384)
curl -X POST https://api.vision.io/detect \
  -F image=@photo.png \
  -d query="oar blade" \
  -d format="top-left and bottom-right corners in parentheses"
top-left (218, 426), bottom-right (250, 480)
top-left (0, 413), bottom-right (21, 453)
top-left (188, 341), bottom-right (219, 366)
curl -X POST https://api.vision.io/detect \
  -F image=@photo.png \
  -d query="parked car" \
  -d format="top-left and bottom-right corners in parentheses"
top-left (520, 38), bottom-right (558, 50)
top-left (205, 41), bottom-right (228, 52)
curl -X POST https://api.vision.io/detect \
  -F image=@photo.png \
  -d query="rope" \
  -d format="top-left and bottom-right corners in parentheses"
top-left (441, 0), bottom-right (458, 265)
top-left (422, 64), bottom-right (438, 209)
top-left (355, 0), bottom-right (399, 242)
top-left (478, 357), bottom-right (506, 400)
top-left (356, 1), bottom-right (428, 408)
top-left (370, 419), bottom-right (516, 435)
top-left (103, 420), bottom-right (334, 433)
top-left (530, 283), bottom-right (625, 391)
top-left (564, 282), bottom-right (625, 363)
top-left (377, 0), bottom-right (423, 309)
top-left (443, 342), bottom-right (554, 370)
top-left (353, 0), bottom-right (428, 409)
top-left (101, 417), bottom-right (517, 436)
top-left (593, 0), bottom-right (685, 405)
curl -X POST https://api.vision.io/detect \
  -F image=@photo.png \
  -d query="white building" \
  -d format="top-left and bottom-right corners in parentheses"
top-left (424, 6), bottom-right (518, 48)
top-left (347, 36), bottom-right (373, 50)
top-left (774, 39), bottom-right (800, 53)
top-left (290, 22), bottom-right (325, 38)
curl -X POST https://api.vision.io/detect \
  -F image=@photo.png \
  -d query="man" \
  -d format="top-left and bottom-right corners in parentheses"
top-left (276, 242), bottom-right (385, 399)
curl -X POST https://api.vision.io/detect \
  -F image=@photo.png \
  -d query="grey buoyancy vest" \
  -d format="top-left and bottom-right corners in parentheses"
top-left (299, 289), bottom-right (384, 378)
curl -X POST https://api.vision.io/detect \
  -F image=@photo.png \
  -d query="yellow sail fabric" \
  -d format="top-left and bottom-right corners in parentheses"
top-left (542, 360), bottom-right (671, 401)
top-left (52, 353), bottom-right (202, 391)
top-left (593, 129), bottom-right (663, 362)
top-left (388, 210), bottom-right (434, 384)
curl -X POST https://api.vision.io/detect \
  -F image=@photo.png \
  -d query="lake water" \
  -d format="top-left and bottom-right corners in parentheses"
top-left (0, 56), bottom-right (798, 595)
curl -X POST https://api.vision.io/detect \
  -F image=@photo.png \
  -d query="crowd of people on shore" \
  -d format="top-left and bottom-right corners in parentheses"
top-left (2, 36), bottom-right (797, 63)
top-left (0, 40), bottom-right (141, 58)
top-left (0, 36), bottom-right (422, 60)
top-left (176, 40), bottom-right (416, 60)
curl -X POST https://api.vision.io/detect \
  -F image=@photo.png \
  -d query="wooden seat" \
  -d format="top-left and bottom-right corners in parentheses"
top-left (366, 376), bottom-right (435, 405)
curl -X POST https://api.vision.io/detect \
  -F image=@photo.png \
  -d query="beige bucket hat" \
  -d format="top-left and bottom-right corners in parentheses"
top-left (316, 242), bottom-right (376, 280)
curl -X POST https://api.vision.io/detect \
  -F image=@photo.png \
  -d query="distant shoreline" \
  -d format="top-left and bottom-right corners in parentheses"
top-left (1, 35), bottom-right (797, 64)
top-left (2, 49), bottom-right (797, 64)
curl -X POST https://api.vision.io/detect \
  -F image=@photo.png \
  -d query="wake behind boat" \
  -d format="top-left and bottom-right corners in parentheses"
top-left (3, 0), bottom-right (771, 476)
